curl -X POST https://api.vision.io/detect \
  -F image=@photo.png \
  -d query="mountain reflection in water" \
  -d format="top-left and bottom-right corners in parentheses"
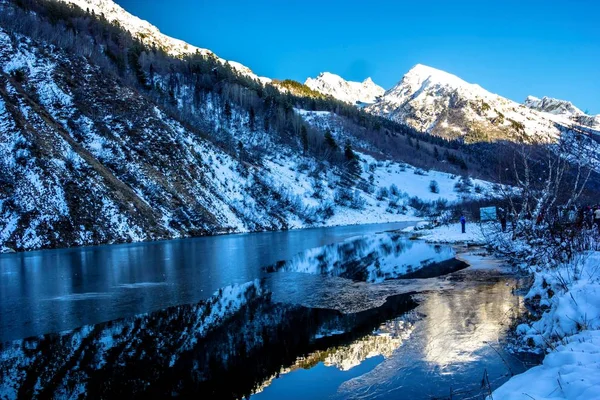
top-left (266, 232), bottom-right (464, 282)
top-left (0, 280), bottom-right (417, 399)
top-left (0, 230), bottom-right (535, 400)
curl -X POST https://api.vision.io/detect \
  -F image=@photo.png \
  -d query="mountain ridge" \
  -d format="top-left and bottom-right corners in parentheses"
top-left (58, 0), bottom-right (271, 83)
top-left (367, 64), bottom-right (555, 142)
top-left (305, 63), bottom-right (598, 141)
top-left (304, 72), bottom-right (385, 105)
top-left (58, 0), bottom-right (597, 138)
top-left (524, 95), bottom-right (600, 131)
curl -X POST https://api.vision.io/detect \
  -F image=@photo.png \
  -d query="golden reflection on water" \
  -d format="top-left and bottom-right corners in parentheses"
top-left (420, 279), bottom-right (522, 369)
top-left (252, 316), bottom-right (415, 396)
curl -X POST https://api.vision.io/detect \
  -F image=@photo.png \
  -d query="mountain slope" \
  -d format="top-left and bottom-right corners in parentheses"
top-left (305, 72), bottom-right (385, 105)
top-left (0, 0), bottom-right (519, 253)
top-left (366, 64), bottom-right (566, 143)
top-left (0, 4), bottom-right (499, 252)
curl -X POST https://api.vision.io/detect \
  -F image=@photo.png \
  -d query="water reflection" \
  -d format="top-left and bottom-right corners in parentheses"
top-left (0, 246), bottom-right (536, 400)
top-left (251, 314), bottom-right (416, 399)
top-left (296, 315), bottom-right (413, 372)
top-left (334, 273), bottom-right (530, 399)
top-left (0, 281), bottom-right (417, 399)
top-left (421, 281), bottom-right (521, 367)
top-left (0, 222), bottom-right (414, 342)
top-left (266, 232), bottom-right (461, 282)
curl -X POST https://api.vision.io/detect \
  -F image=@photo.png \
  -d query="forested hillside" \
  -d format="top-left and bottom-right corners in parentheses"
top-left (0, 0), bottom-right (500, 252)
top-left (0, 0), bottom-right (596, 252)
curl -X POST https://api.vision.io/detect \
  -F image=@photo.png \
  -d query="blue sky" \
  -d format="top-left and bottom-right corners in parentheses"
top-left (116, 0), bottom-right (600, 113)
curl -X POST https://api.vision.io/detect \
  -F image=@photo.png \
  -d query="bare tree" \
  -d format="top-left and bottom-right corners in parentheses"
top-left (495, 125), bottom-right (597, 241)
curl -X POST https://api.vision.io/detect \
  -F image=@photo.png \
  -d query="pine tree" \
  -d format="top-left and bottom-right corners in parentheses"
top-left (237, 141), bottom-right (245, 161)
top-left (344, 141), bottom-right (356, 161)
top-left (249, 106), bottom-right (255, 131)
top-left (301, 125), bottom-right (309, 153)
top-left (324, 129), bottom-right (337, 151)
top-left (344, 141), bottom-right (360, 177)
top-left (149, 63), bottom-right (155, 86)
top-left (223, 101), bottom-right (232, 121)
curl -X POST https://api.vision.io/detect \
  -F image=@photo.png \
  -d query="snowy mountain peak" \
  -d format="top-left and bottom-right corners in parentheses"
top-left (58, 0), bottom-right (270, 82)
top-left (405, 63), bottom-right (458, 81)
top-left (524, 95), bottom-right (584, 116)
top-left (367, 64), bottom-right (564, 142)
top-left (399, 63), bottom-right (485, 95)
top-left (304, 72), bottom-right (384, 105)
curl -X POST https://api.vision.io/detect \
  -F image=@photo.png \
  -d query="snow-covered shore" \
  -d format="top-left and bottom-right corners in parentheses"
top-left (404, 222), bottom-right (487, 245)
top-left (491, 329), bottom-right (600, 399)
top-left (490, 251), bottom-right (600, 400)
top-left (409, 222), bottom-right (600, 399)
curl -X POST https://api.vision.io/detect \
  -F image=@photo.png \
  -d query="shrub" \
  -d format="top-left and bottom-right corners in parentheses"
top-left (429, 180), bottom-right (439, 194)
top-left (454, 176), bottom-right (473, 193)
top-left (319, 201), bottom-right (335, 219)
top-left (10, 68), bottom-right (26, 83)
top-left (409, 197), bottom-right (448, 218)
top-left (376, 187), bottom-right (389, 200)
top-left (357, 180), bottom-right (374, 194)
top-left (334, 188), bottom-right (365, 209)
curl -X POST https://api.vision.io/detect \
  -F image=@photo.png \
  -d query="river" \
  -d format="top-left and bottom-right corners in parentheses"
top-left (0, 223), bottom-right (537, 399)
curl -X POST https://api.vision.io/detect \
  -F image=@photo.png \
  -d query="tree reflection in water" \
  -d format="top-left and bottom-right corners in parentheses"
top-left (0, 280), bottom-right (417, 399)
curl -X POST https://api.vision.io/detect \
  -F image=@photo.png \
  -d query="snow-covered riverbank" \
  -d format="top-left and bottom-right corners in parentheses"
top-left (405, 222), bottom-right (487, 245)
top-left (490, 251), bottom-right (600, 400)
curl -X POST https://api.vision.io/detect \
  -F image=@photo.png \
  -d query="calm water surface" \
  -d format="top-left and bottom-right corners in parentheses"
top-left (0, 222), bottom-right (413, 342)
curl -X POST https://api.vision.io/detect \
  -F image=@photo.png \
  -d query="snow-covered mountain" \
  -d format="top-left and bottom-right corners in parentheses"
top-left (366, 64), bottom-right (566, 143)
top-left (0, 0), bottom-right (585, 253)
top-left (59, 0), bottom-right (270, 83)
top-left (305, 65), bottom-right (598, 143)
top-left (0, 4), bottom-right (497, 252)
top-left (304, 72), bottom-right (385, 105)
top-left (524, 95), bottom-right (584, 116)
top-left (524, 95), bottom-right (600, 131)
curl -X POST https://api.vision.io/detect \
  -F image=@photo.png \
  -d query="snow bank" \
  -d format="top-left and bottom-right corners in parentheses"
top-left (491, 330), bottom-right (600, 400)
top-left (414, 222), bottom-right (487, 245)
top-left (490, 249), bottom-right (600, 399)
top-left (518, 253), bottom-right (600, 345)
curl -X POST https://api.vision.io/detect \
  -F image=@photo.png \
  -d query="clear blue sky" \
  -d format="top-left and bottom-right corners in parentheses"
top-left (115, 0), bottom-right (599, 113)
